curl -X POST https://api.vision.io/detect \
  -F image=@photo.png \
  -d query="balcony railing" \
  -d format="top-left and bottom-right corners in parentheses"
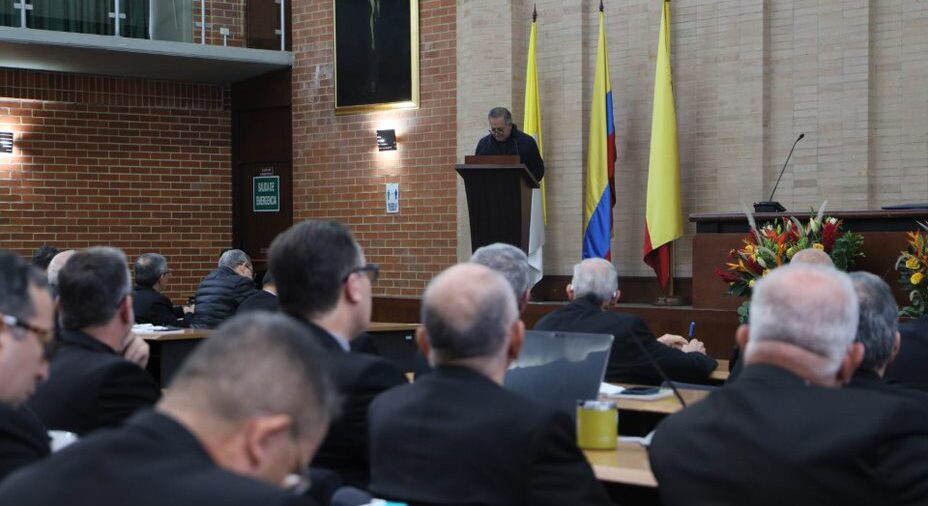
top-left (0, 0), bottom-right (288, 51)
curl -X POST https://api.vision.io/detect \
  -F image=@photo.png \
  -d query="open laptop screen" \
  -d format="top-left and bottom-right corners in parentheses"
top-left (503, 330), bottom-right (613, 421)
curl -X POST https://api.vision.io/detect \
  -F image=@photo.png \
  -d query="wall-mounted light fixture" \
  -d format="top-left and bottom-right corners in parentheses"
top-left (0, 132), bottom-right (12, 154)
top-left (376, 129), bottom-right (397, 151)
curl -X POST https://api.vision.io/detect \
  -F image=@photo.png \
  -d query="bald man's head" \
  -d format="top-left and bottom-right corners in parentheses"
top-left (421, 263), bottom-right (518, 362)
top-left (791, 248), bottom-right (834, 267)
top-left (46, 249), bottom-right (75, 288)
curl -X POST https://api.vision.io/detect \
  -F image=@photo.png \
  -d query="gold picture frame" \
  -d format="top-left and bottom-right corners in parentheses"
top-left (333, 0), bottom-right (420, 115)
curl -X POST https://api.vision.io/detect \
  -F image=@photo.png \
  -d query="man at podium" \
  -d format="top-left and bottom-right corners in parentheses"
top-left (475, 107), bottom-right (545, 182)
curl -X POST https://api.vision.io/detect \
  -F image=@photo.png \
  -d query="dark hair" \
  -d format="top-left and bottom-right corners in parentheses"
top-left (134, 253), bottom-right (168, 288)
top-left (850, 272), bottom-right (899, 371)
top-left (0, 250), bottom-right (48, 320)
top-left (31, 245), bottom-right (59, 271)
top-left (488, 107), bottom-right (513, 125)
top-left (58, 247), bottom-right (131, 331)
top-left (261, 268), bottom-right (274, 286)
top-left (169, 312), bottom-right (340, 433)
top-left (269, 220), bottom-right (361, 318)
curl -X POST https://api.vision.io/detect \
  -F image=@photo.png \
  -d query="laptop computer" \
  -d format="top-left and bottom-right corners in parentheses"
top-left (503, 330), bottom-right (613, 421)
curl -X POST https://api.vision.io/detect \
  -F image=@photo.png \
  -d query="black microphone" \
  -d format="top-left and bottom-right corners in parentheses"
top-left (754, 133), bottom-right (804, 213)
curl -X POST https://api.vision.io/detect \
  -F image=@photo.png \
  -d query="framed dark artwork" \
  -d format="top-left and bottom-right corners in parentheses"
top-left (333, 0), bottom-right (419, 114)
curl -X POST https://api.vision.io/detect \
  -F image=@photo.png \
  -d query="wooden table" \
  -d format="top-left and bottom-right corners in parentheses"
top-left (710, 359), bottom-right (730, 382)
top-left (138, 323), bottom-right (421, 385)
top-left (610, 388), bottom-right (711, 415)
top-left (138, 329), bottom-right (210, 385)
top-left (584, 441), bottom-right (656, 487)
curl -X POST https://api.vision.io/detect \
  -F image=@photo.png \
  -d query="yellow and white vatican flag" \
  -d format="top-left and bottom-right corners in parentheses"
top-left (523, 7), bottom-right (546, 286)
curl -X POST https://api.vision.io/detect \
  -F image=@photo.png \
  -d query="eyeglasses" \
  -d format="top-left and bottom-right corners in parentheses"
top-left (489, 127), bottom-right (508, 134)
top-left (1, 314), bottom-right (55, 359)
top-left (343, 263), bottom-right (380, 283)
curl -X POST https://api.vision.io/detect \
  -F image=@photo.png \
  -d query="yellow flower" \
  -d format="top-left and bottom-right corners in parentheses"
top-left (748, 279), bottom-right (756, 288)
top-left (906, 257), bottom-right (920, 270)
top-left (813, 243), bottom-right (824, 250)
top-left (762, 269), bottom-right (771, 277)
top-left (743, 244), bottom-right (755, 254)
top-left (912, 272), bottom-right (924, 285)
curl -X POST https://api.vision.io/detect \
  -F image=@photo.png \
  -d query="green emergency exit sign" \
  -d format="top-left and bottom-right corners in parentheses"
top-left (253, 175), bottom-right (280, 213)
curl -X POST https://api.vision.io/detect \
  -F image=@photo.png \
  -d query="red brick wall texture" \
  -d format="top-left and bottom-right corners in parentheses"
top-left (291, 0), bottom-right (458, 297)
top-left (0, 69), bottom-right (232, 304)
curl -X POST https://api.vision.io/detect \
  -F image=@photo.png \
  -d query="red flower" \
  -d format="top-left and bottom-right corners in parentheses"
top-left (822, 221), bottom-right (839, 252)
top-left (715, 266), bottom-right (739, 283)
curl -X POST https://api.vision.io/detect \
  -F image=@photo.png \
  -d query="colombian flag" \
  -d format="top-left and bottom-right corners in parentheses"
top-left (643, 0), bottom-right (683, 288)
top-left (582, 3), bottom-right (616, 260)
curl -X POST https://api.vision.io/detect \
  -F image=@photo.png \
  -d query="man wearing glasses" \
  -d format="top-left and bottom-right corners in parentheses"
top-left (474, 106), bottom-right (545, 182)
top-left (28, 247), bottom-right (161, 436)
top-left (0, 250), bottom-right (54, 481)
top-left (269, 220), bottom-right (406, 489)
top-left (0, 312), bottom-right (336, 506)
top-left (190, 249), bottom-right (259, 328)
top-left (132, 253), bottom-right (193, 327)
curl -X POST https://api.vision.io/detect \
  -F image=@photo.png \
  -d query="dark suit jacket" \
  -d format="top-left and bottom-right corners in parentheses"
top-left (848, 368), bottom-right (928, 413)
top-left (27, 330), bottom-right (161, 436)
top-left (132, 285), bottom-right (186, 327)
top-left (0, 404), bottom-right (49, 483)
top-left (534, 296), bottom-right (718, 385)
top-left (885, 316), bottom-right (928, 392)
top-left (0, 410), bottom-right (314, 505)
top-left (649, 364), bottom-right (928, 506)
top-left (368, 366), bottom-right (611, 506)
top-left (236, 290), bottom-right (280, 314)
top-left (294, 318), bottom-right (406, 487)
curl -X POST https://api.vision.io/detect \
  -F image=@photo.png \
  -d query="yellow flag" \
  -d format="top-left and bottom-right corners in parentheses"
top-left (643, 0), bottom-right (682, 288)
top-left (523, 17), bottom-right (546, 221)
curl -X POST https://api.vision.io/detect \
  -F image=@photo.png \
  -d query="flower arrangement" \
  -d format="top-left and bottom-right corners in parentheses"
top-left (715, 205), bottom-right (865, 322)
top-left (895, 222), bottom-right (928, 317)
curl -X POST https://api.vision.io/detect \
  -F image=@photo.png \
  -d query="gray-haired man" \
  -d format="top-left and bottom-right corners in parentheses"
top-left (649, 264), bottom-right (928, 505)
top-left (190, 249), bottom-right (259, 328)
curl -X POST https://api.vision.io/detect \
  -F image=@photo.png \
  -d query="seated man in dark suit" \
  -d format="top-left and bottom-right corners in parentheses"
top-left (268, 220), bottom-right (406, 487)
top-left (132, 253), bottom-right (191, 327)
top-left (886, 314), bottom-right (928, 392)
top-left (368, 263), bottom-right (611, 506)
top-left (190, 249), bottom-right (258, 328)
top-left (649, 264), bottom-right (928, 505)
top-left (237, 269), bottom-right (280, 314)
top-left (0, 251), bottom-right (54, 482)
top-left (0, 312), bottom-right (338, 505)
top-left (535, 258), bottom-right (716, 385)
top-left (28, 247), bottom-right (161, 436)
top-left (848, 271), bottom-right (928, 408)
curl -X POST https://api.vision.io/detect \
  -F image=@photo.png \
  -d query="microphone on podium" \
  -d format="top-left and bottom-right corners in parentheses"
top-left (754, 133), bottom-right (805, 213)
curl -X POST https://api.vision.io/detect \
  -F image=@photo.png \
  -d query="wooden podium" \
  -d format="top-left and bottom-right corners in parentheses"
top-left (456, 155), bottom-right (539, 254)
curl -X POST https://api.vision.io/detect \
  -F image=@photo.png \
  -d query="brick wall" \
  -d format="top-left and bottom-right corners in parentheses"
top-left (291, 0), bottom-right (457, 297)
top-left (194, 0), bottom-right (246, 47)
top-left (0, 69), bottom-right (232, 304)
